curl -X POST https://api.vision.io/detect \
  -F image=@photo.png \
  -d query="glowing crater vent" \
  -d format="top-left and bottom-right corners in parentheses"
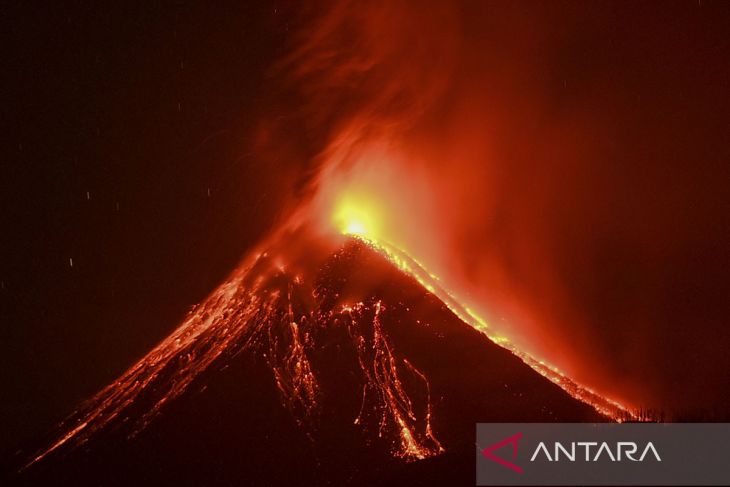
top-left (333, 192), bottom-right (384, 239)
top-left (25, 198), bottom-right (635, 471)
top-left (329, 196), bottom-right (634, 423)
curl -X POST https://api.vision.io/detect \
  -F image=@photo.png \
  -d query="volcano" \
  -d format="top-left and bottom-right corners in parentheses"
top-left (11, 228), bottom-right (627, 486)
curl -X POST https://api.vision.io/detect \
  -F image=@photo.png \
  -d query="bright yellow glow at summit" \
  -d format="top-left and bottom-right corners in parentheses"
top-left (325, 188), bottom-right (633, 422)
top-left (345, 220), bottom-right (367, 236)
top-left (332, 192), bottom-right (385, 239)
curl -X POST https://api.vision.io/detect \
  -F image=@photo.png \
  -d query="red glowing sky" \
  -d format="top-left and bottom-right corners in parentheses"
top-left (255, 0), bottom-right (730, 413)
top-left (3, 5), bottom-right (729, 456)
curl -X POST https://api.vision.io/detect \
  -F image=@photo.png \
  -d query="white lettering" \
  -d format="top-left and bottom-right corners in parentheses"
top-left (528, 441), bottom-right (660, 463)
top-left (530, 442), bottom-right (553, 462)
top-left (618, 442), bottom-right (638, 461)
top-left (594, 442), bottom-right (616, 461)
top-left (555, 442), bottom-right (575, 461)
top-left (577, 442), bottom-right (597, 461)
top-left (639, 442), bottom-right (661, 461)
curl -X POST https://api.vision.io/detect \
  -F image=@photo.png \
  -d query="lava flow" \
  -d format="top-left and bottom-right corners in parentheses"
top-left (25, 190), bottom-right (634, 471)
top-left (25, 227), bottom-right (450, 468)
top-left (344, 232), bottom-right (632, 422)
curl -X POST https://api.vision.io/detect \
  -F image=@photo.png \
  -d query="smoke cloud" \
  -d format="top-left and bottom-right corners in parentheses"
top-left (261, 0), bottom-right (730, 414)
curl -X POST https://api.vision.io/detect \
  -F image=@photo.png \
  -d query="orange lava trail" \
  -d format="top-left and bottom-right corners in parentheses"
top-left (26, 243), bottom-right (445, 468)
top-left (25, 226), bottom-right (635, 470)
top-left (345, 300), bottom-right (444, 460)
top-left (351, 234), bottom-right (636, 422)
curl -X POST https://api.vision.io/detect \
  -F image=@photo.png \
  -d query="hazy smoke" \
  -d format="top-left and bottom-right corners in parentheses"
top-left (264, 0), bottom-right (730, 414)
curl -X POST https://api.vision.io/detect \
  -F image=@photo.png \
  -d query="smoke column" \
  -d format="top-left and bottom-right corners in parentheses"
top-left (264, 0), bottom-right (730, 413)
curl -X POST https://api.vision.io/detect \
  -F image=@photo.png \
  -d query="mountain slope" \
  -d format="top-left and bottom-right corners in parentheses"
top-left (12, 235), bottom-right (608, 486)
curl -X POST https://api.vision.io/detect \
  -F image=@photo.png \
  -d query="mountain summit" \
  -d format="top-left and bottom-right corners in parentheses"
top-left (15, 231), bottom-right (613, 486)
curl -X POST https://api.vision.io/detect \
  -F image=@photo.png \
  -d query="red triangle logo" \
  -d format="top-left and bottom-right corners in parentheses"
top-left (481, 432), bottom-right (524, 473)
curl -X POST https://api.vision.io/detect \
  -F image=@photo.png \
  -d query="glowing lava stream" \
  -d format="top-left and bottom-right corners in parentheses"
top-left (25, 229), bottom-right (449, 467)
top-left (341, 229), bottom-right (634, 423)
top-left (327, 181), bottom-right (632, 420)
top-left (26, 201), bottom-right (634, 470)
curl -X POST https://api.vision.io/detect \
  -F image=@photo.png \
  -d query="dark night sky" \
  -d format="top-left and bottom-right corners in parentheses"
top-left (2, 0), bottom-right (730, 457)
top-left (0, 1), bottom-right (296, 454)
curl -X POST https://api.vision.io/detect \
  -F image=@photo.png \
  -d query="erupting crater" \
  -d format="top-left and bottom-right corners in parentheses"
top-left (20, 216), bottom-right (632, 485)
